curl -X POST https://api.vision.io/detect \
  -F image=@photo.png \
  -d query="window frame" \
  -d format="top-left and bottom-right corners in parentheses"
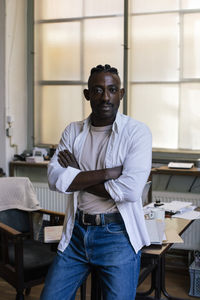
top-left (28, 0), bottom-right (200, 162)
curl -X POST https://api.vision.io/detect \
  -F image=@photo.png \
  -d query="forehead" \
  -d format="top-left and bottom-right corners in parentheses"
top-left (88, 72), bottom-right (121, 88)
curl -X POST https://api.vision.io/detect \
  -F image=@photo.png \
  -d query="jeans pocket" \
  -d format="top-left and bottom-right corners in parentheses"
top-left (106, 222), bottom-right (126, 234)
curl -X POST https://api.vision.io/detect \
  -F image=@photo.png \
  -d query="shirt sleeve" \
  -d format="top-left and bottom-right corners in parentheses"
top-left (104, 123), bottom-right (152, 203)
top-left (47, 124), bottom-right (81, 194)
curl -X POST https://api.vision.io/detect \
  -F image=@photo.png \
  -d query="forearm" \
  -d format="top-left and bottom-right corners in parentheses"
top-left (67, 166), bottom-right (122, 192)
top-left (84, 183), bottom-right (111, 198)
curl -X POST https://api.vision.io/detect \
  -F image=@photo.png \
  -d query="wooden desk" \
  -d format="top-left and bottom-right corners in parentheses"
top-left (151, 166), bottom-right (200, 177)
top-left (149, 166), bottom-right (200, 199)
top-left (136, 218), bottom-right (193, 300)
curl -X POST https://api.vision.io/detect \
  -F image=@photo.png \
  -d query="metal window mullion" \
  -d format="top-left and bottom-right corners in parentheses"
top-left (36, 13), bottom-right (124, 24)
top-left (37, 80), bottom-right (85, 85)
top-left (131, 8), bottom-right (200, 17)
top-left (123, 0), bottom-right (129, 115)
top-left (80, 3), bottom-right (85, 119)
top-left (27, 0), bottom-right (34, 149)
top-left (178, 1), bottom-right (183, 150)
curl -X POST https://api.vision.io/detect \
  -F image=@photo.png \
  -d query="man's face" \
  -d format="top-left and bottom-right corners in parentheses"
top-left (84, 72), bottom-right (125, 126)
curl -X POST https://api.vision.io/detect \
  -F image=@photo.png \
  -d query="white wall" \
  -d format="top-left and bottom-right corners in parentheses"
top-left (0, 0), bottom-right (27, 175)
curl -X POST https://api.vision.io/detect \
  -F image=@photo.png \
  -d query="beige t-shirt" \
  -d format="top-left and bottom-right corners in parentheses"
top-left (77, 124), bottom-right (118, 214)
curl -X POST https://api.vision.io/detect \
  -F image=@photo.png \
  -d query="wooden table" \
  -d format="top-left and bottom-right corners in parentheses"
top-left (136, 218), bottom-right (193, 300)
top-left (149, 166), bottom-right (200, 201)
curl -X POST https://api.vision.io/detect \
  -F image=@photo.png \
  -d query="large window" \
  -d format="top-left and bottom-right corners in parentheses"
top-left (34, 0), bottom-right (124, 145)
top-left (33, 0), bottom-right (200, 152)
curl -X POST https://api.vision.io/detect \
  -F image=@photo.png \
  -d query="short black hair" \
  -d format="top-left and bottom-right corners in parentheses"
top-left (88, 64), bottom-right (119, 87)
top-left (90, 64), bottom-right (119, 76)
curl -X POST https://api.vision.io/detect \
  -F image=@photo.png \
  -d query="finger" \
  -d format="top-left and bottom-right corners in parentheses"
top-left (59, 151), bottom-right (70, 162)
top-left (58, 151), bottom-right (70, 166)
top-left (58, 157), bottom-right (66, 168)
top-left (64, 150), bottom-right (75, 162)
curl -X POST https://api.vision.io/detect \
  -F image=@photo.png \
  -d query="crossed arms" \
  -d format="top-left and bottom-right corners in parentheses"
top-left (58, 149), bottom-right (122, 198)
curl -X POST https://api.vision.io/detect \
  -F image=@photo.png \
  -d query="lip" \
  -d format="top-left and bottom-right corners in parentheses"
top-left (99, 105), bottom-right (112, 111)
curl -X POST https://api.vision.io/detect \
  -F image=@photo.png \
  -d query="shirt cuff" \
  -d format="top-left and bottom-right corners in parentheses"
top-left (56, 166), bottom-right (81, 194)
top-left (104, 180), bottom-right (124, 202)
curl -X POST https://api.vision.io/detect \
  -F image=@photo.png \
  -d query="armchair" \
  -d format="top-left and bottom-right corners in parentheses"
top-left (0, 177), bottom-right (87, 300)
top-left (0, 208), bottom-right (65, 300)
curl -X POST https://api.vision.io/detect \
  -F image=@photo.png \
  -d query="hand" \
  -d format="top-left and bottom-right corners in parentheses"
top-left (58, 149), bottom-right (79, 169)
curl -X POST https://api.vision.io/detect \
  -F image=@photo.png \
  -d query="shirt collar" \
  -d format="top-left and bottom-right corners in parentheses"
top-left (83, 112), bottom-right (121, 134)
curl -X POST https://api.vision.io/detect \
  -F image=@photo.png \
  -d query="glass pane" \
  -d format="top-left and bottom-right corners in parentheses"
top-left (129, 84), bottom-right (179, 149)
top-left (35, 23), bottom-right (81, 81)
top-left (130, 14), bottom-right (179, 81)
top-left (84, 0), bottom-right (123, 16)
top-left (35, 0), bottom-right (83, 20)
top-left (131, 0), bottom-right (179, 13)
top-left (83, 17), bottom-right (124, 81)
top-left (179, 83), bottom-right (200, 150)
top-left (183, 13), bottom-right (200, 78)
top-left (34, 86), bottom-right (84, 145)
top-left (181, 0), bottom-right (200, 9)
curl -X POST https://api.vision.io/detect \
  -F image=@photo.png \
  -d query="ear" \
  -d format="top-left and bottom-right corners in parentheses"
top-left (84, 89), bottom-right (90, 101)
top-left (120, 88), bottom-right (125, 100)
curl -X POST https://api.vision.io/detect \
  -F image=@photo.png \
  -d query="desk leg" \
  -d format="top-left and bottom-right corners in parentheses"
top-left (154, 256), bottom-right (162, 299)
top-left (161, 255), bottom-right (189, 300)
top-left (136, 257), bottom-right (162, 300)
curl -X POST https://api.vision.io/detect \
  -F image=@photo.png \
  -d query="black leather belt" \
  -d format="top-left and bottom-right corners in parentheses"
top-left (76, 210), bottom-right (123, 226)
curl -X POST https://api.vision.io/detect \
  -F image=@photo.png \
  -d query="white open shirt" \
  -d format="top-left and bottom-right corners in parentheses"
top-left (48, 112), bottom-right (152, 253)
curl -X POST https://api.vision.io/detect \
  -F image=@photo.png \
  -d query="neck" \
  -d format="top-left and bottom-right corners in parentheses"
top-left (90, 115), bottom-right (116, 127)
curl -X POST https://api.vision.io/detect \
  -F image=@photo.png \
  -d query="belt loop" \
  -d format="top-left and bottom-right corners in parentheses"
top-left (101, 214), bottom-right (105, 225)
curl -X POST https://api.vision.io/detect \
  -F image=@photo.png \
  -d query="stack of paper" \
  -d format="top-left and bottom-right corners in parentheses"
top-left (163, 201), bottom-right (192, 214)
top-left (172, 208), bottom-right (200, 220)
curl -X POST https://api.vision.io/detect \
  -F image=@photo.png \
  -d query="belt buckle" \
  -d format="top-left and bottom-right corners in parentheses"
top-left (82, 213), bottom-right (92, 225)
top-left (82, 213), bottom-right (101, 226)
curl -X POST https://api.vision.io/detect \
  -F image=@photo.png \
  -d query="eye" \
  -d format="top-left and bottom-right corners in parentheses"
top-left (109, 87), bottom-right (118, 93)
top-left (93, 87), bottom-right (103, 94)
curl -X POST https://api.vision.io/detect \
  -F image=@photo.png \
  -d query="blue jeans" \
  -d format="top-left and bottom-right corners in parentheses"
top-left (40, 217), bottom-right (141, 300)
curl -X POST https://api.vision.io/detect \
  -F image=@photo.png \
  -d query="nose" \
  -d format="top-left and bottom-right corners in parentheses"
top-left (102, 89), bottom-right (109, 102)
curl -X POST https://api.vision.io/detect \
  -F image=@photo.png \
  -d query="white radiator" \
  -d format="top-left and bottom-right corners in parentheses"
top-left (32, 182), bottom-right (70, 213)
top-left (152, 191), bottom-right (200, 250)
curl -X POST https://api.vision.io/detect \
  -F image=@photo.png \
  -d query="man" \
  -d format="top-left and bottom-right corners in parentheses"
top-left (40, 64), bottom-right (152, 300)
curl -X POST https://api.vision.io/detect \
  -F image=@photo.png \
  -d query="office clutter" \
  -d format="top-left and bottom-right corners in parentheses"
top-left (25, 147), bottom-right (48, 162)
top-left (189, 251), bottom-right (200, 297)
top-left (13, 145), bottom-right (56, 162)
top-left (145, 200), bottom-right (200, 220)
top-left (143, 200), bottom-right (200, 246)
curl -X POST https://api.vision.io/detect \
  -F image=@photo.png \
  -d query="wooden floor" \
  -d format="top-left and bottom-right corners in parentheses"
top-left (0, 270), bottom-right (196, 300)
